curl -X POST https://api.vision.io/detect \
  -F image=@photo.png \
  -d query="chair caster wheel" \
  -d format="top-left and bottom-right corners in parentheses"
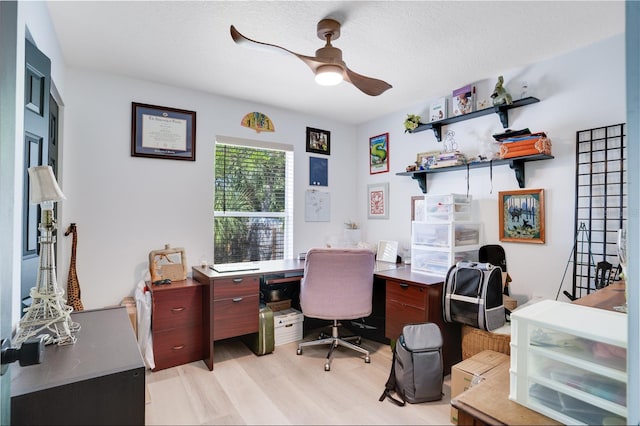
top-left (296, 348), bottom-right (303, 355)
top-left (324, 363), bottom-right (331, 371)
top-left (355, 337), bottom-right (362, 345)
top-left (364, 356), bottom-right (371, 363)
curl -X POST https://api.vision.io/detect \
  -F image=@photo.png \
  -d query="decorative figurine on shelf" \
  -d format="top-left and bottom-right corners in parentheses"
top-left (404, 114), bottom-right (421, 133)
top-left (491, 75), bottom-right (513, 106)
top-left (443, 130), bottom-right (459, 153)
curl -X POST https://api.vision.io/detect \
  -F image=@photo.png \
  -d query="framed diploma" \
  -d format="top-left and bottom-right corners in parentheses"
top-left (131, 102), bottom-right (196, 161)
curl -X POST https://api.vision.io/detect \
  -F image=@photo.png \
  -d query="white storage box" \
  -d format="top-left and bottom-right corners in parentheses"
top-left (509, 300), bottom-right (627, 425)
top-left (412, 221), bottom-right (481, 249)
top-left (273, 308), bottom-right (303, 346)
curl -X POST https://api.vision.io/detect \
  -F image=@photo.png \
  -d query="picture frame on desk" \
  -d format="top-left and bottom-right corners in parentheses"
top-left (368, 182), bottom-right (389, 219)
top-left (498, 188), bottom-right (545, 243)
top-left (131, 102), bottom-right (196, 161)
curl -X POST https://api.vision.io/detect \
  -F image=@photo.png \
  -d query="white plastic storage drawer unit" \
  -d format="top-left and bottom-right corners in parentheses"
top-left (273, 308), bottom-right (303, 346)
top-left (424, 193), bottom-right (472, 222)
top-left (411, 246), bottom-right (478, 276)
top-left (509, 300), bottom-right (627, 425)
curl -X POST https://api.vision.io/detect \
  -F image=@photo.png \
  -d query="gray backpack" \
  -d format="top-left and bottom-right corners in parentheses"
top-left (379, 323), bottom-right (443, 406)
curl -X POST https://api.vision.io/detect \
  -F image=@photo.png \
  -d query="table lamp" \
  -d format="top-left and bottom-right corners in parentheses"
top-left (14, 166), bottom-right (80, 346)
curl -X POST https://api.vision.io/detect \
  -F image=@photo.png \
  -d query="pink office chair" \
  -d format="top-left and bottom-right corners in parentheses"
top-left (296, 248), bottom-right (375, 371)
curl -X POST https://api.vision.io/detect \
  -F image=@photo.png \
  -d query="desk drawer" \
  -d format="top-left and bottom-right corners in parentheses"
top-left (152, 287), bottom-right (203, 331)
top-left (213, 276), bottom-right (259, 300)
top-left (386, 280), bottom-right (427, 309)
top-left (213, 294), bottom-right (259, 340)
top-left (385, 299), bottom-right (427, 340)
top-left (152, 325), bottom-right (203, 371)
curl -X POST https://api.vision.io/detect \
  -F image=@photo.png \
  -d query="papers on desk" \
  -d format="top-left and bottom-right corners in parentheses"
top-left (211, 263), bottom-right (260, 273)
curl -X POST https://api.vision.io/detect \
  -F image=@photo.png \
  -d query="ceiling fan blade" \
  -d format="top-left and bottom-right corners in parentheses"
top-left (344, 67), bottom-right (392, 96)
top-left (230, 25), bottom-right (325, 73)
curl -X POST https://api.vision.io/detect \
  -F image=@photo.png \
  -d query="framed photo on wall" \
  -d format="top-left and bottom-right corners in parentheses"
top-left (411, 195), bottom-right (425, 222)
top-left (131, 102), bottom-right (196, 161)
top-left (498, 188), bottom-right (545, 243)
top-left (306, 127), bottom-right (330, 155)
top-left (367, 182), bottom-right (389, 219)
top-left (370, 133), bottom-right (389, 174)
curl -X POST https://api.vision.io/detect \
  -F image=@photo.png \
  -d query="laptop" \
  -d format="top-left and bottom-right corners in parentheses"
top-left (211, 263), bottom-right (260, 273)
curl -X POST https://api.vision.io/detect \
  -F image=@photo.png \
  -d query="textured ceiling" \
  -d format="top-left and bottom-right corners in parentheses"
top-left (46, 1), bottom-right (625, 125)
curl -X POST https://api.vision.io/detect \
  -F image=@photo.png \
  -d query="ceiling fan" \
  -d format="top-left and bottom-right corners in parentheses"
top-left (230, 19), bottom-right (392, 96)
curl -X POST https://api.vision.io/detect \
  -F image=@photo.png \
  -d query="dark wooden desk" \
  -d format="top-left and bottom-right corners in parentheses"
top-left (192, 260), bottom-right (460, 372)
top-left (11, 307), bottom-right (145, 425)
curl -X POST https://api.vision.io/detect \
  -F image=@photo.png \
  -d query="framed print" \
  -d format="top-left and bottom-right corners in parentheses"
top-left (309, 156), bottom-right (328, 186)
top-left (370, 133), bottom-right (389, 174)
top-left (131, 102), bottom-right (196, 161)
top-left (499, 188), bottom-right (545, 243)
top-left (368, 182), bottom-right (389, 219)
top-left (411, 195), bottom-right (425, 222)
top-left (306, 127), bottom-right (330, 155)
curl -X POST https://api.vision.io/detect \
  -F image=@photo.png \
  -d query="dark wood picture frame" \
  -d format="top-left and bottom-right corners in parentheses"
top-left (306, 127), bottom-right (330, 155)
top-left (499, 188), bottom-right (545, 243)
top-left (131, 102), bottom-right (196, 161)
top-left (369, 132), bottom-right (389, 174)
top-left (411, 195), bottom-right (425, 222)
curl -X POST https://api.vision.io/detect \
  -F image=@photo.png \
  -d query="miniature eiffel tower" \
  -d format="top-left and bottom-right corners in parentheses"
top-left (14, 209), bottom-right (80, 346)
top-left (14, 166), bottom-right (80, 347)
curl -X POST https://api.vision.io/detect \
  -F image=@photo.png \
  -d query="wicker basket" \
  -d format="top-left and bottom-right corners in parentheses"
top-left (461, 325), bottom-right (511, 359)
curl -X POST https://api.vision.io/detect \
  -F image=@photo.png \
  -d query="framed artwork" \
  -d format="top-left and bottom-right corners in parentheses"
top-left (369, 133), bottom-right (389, 174)
top-left (309, 156), bottom-right (328, 186)
top-left (131, 102), bottom-right (196, 161)
top-left (306, 127), bottom-right (330, 155)
top-left (499, 188), bottom-right (545, 243)
top-left (411, 195), bottom-right (425, 222)
top-left (367, 182), bottom-right (389, 220)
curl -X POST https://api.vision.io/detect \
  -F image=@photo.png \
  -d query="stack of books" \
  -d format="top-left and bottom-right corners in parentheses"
top-left (429, 151), bottom-right (467, 169)
top-left (495, 131), bottom-right (552, 159)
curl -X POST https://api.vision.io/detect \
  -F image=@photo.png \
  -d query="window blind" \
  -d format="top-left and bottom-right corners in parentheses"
top-left (214, 138), bottom-right (293, 264)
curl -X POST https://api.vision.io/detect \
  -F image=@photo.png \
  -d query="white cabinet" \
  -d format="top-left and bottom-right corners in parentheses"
top-left (509, 300), bottom-right (627, 425)
top-left (411, 193), bottom-right (481, 276)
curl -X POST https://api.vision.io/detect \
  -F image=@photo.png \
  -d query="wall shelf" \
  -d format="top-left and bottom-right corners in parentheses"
top-left (410, 97), bottom-right (540, 141)
top-left (397, 154), bottom-right (554, 193)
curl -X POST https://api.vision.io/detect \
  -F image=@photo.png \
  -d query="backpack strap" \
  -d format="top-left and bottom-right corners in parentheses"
top-left (378, 344), bottom-right (406, 407)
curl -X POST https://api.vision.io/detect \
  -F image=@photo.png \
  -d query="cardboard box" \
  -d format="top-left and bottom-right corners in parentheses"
top-left (266, 299), bottom-right (292, 312)
top-left (120, 297), bottom-right (137, 339)
top-left (273, 308), bottom-right (303, 346)
top-left (450, 350), bottom-right (509, 424)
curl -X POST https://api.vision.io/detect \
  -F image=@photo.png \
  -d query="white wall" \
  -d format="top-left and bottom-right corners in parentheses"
top-left (358, 34), bottom-right (626, 303)
top-left (59, 70), bottom-right (358, 308)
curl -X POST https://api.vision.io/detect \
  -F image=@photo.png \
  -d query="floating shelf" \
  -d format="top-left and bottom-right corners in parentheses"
top-left (397, 154), bottom-right (554, 193)
top-left (410, 97), bottom-right (540, 141)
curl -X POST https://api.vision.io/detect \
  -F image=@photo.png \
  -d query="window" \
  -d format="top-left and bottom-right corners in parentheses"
top-left (214, 136), bottom-right (293, 264)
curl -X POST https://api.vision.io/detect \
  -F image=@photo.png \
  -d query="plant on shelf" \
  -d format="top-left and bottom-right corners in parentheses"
top-left (404, 114), bottom-right (422, 133)
top-left (344, 220), bottom-right (359, 229)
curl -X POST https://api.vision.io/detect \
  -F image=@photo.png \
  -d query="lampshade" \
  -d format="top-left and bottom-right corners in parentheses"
top-left (28, 165), bottom-right (65, 204)
top-left (315, 65), bottom-right (343, 86)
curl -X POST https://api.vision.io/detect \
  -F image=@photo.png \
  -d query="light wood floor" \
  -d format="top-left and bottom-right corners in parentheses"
top-left (145, 330), bottom-right (453, 425)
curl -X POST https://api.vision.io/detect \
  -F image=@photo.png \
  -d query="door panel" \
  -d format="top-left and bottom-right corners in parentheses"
top-left (21, 39), bottom-right (51, 304)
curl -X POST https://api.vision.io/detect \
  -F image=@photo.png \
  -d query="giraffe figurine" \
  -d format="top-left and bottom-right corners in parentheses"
top-left (64, 223), bottom-right (84, 311)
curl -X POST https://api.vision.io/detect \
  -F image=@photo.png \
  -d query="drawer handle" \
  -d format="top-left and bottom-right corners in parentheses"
top-left (171, 307), bottom-right (186, 313)
top-left (233, 278), bottom-right (243, 283)
top-left (172, 345), bottom-right (185, 351)
top-left (232, 297), bottom-right (243, 303)
top-left (399, 283), bottom-right (409, 289)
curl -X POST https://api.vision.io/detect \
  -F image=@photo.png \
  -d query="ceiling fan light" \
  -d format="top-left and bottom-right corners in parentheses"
top-left (315, 65), bottom-right (343, 86)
